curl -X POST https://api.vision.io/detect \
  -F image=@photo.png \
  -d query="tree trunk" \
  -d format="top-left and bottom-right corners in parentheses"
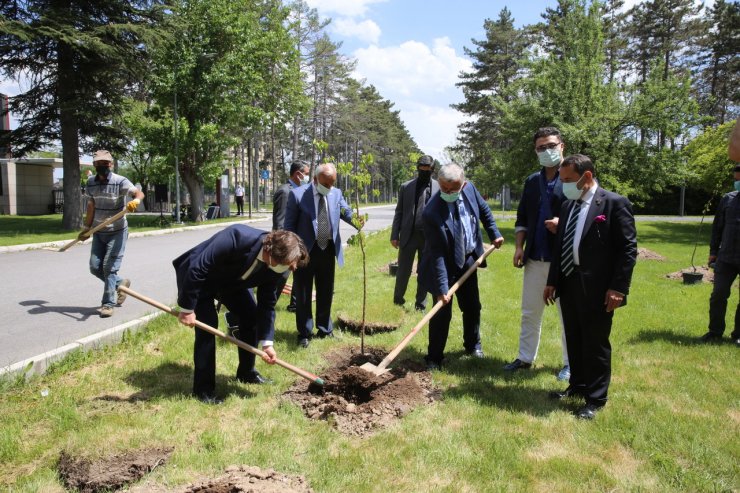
top-left (181, 164), bottom-right (204, 222)
top-left (57, 37), bottom-right (82, 231)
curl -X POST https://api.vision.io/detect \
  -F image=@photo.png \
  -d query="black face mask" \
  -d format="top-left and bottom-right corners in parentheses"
top-left (418, 170), bottom-right (431, 181)
top-left (95, 165), bottom-right (111, 177)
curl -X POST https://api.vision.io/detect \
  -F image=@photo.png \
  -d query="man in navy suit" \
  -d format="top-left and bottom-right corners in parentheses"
top-left (544, 154), bottom-right (637, 420)
top-left (419, 163), bottom-right (504, 369)
top-left (173, 225), bottom-right (309, 403)
top-left (284, 163), bottom-right (359, 348)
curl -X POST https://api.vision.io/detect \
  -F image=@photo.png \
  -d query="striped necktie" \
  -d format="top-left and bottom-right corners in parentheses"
top-left (317, 194), bottom-right (330, 250)
top-left (560, 202), bottom-right (580, 277)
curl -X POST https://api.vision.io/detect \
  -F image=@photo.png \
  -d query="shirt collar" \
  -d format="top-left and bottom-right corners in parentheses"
top-left (580, 182), bottom-right (598, 206)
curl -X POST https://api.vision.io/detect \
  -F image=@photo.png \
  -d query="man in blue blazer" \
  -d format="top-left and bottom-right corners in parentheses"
top-left (419, 163), bottom-right (504, 369)
top-left (173, 225), bottom-right (309, 403)
top-left (284, 163), bottom-right (359, 347)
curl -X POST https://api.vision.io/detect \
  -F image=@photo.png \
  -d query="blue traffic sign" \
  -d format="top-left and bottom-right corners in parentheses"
top-left (260, 170), bottom-right (269, 180)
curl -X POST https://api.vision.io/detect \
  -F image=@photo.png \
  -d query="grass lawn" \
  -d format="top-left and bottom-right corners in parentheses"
top-left (0, 221), bottom-right (738, 492)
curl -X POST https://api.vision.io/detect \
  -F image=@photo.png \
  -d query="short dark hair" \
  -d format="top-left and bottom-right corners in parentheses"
top-left (290, 160), bottom-right (309, 176)
top-left (561, 154), bottom-right (595, 176)
top-left (533, 127), bottom-right (562, 144)
top-left (417, 155), bottom-right (434, 167)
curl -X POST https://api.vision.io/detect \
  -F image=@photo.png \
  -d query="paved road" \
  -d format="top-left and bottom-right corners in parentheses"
top-left (0, 204), bottom-right (397, 374)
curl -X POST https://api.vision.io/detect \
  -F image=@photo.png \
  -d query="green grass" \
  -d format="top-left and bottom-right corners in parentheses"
top-left (0, 221), bottom-right (738, 492)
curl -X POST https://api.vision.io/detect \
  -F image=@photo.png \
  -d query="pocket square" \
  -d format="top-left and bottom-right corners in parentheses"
top-left (595, 214), bottom-right (606, 223)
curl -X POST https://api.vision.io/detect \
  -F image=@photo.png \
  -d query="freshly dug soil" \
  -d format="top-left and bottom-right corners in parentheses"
top-left (666, 266), bottom-right (715, 283)
top-left (58, 447), bottom-right (173, 492)
top-left (638, 247), bottom-right (665, 260)
top-left (377, 260), bottom-right (418, 275)
top-left (283, 347), bottom-right (440, 437)
top-left (128, 466), bottom-right (313, 493)
top-left (336, 315), bottom-right (399, 334)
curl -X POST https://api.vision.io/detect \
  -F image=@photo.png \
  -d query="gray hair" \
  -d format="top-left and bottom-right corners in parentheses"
top-left (437, 163), bottom-right (465, 183)
top-left (314, 162), bottom-right (337, 178)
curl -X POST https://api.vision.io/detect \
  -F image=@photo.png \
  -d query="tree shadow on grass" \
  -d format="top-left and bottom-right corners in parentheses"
top-left (124, 362), bottom-right (255, 401)
top-left (627, 329), bottom-right (706, 347)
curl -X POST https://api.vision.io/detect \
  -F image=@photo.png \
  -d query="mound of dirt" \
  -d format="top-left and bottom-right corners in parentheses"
top-left (128, 465), bottom-right (313, 493)
top-left (283, 347), bottom-right (440, 437)
top-left (58, 447), bottom-right (173, 492)
top-left (336, 316), bottom-right (399, 334)
top-left (666, 266), bottom-right (714, 283)
top-left (638, 248), bottom-right (665, 260)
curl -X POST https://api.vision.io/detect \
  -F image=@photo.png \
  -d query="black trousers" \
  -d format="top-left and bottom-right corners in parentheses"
top-left (294, 241), bottom-right (336, 339)
top-left (708, 259), bottom-right (740, 338)
top-left (192, 287), bottom-right (258, 398)
top-left (235, 196), bottom-right (244, 214)
top-left (559, 272), bottom-right (613, 407)
top-left (393, 229), bottom-right (428, 308)
top-left (426, 254), bottom-right (482, 364)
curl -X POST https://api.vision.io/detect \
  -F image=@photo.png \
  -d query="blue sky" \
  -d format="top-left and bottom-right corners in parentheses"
top-left (307, 0), bottom-right (713, 162)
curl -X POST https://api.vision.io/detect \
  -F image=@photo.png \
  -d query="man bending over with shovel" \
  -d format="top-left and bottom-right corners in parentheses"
top-left (174, 225), bottom-right (309, 404)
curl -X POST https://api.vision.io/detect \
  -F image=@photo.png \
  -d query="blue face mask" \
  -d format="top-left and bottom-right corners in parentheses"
top-left (537, 148), bottom-right (561, 168)
top-left (440, 191), bottom-right (460, 203)
top-left (562, 176), bottom-right (584, 200)
top-left (734, 180), bottom-right (740, 193)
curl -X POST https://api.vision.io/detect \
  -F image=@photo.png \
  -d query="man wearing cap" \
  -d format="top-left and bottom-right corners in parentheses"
top-left (80, 150), bottom-right (145, 318)
top-left (391, 154), bottom-right (439, 311)
top-left (272, 160), bottom-right (310, 311)
top-left (703, 163), bottom-right (740, 347)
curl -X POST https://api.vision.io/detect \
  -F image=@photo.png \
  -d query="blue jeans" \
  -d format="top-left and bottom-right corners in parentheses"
top-left (89, 229), bottom-right (128, 307)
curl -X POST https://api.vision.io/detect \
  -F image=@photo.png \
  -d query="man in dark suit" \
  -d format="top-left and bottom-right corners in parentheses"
top-left (391, 154), bottom-right (439, 311)
top-left (284, 163), bottom-right (359, 348)
top-left (505, 127), bottom-right (570, 381)
top-left (544, 154), bottom-right (637, 420)
top-left (173, 225), bottom-right (309, 403)
top-left (272, 160), bottom-right (310, 312)
top-left (703, 163), bottom-right (740, 346)
top-left (419, 163), bottom-right (504, 369)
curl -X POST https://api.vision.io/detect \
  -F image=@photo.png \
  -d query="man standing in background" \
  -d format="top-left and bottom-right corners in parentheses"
top-left (391, 154), bottom-right (439, 311)
top-left (505, 127), bottom-right (570, 381)
top-left (234, 182), bottom-right (245, 216)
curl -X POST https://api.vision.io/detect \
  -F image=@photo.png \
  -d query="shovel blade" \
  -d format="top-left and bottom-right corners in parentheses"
top-left (359, 361), bottom-right (390, 376)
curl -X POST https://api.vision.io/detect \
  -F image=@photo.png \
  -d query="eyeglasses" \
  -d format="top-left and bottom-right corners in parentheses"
top-left (535, 142), bottom-right (561, 153)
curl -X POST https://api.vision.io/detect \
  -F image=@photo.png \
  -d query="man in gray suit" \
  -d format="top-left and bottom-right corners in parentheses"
top-left (272, 160), bottom-right (310, 311)
top-left (391, 154), bottom-right (439, 311)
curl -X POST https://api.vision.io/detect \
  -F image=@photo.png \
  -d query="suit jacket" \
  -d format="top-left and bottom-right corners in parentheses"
top-left (284, 183), bottom-right (355, 266)
top-left (172, 224), bottom-right (282, 342)
top-left (272, 182), bottom-right (292, 231)
top-left (391, 177), bottom-right (439, 248)
top-left (546, 187), bottom-right (637, 303)
top-left (419, 181), bottom-right (502, 297)
top-left (515, 169), bottom-right (564, 261)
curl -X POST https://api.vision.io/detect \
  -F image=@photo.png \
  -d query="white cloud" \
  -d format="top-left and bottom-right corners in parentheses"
top-left (332, 17), bottom-right (381, 44)
top-left (305, 0), bottom-right (388, 18)
top-left (353, 37), bottom-right (472, 97)
top-left (394, 102), bottom-right (469, 163)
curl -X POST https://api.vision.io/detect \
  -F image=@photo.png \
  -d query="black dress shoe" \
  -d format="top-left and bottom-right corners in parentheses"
top-left (503, 358), bottom-right (532, 371)
top-left (699, 332), bottom-right (723, 342)
top-left (466, 349), bottom-right (485, 358)
top-left (424, 357), bottom-right (442, 371)
top-left (575, 403), bottom-right (602, 420)
top-left (195, 393), bottom-right (223, 405)
top-left (298, 337), bottom-right (310, 348)
top-left (315, 331), bottom-right (334, 339)
top-left (549, 386), bottom-right (578, 400)
top-left (237, 370), bottom-right (271, 385)
top-left (286, 304), bottom-right (297, 313)
top-left (414, 303), bottom-right (426, 312)
top-left (393, 299), bottom-right (404, 306)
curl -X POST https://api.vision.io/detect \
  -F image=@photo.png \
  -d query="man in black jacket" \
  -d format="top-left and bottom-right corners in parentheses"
top-left (544, 154), bottom-right (637, 420)
top-left (390, 154), bottom-right (439, 311)
top-left (703, 163), bottom-right (740, 346)
top-left (505, 127), bottom-right (570, 380)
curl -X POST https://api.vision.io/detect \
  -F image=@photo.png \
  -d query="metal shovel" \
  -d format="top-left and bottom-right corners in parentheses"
top-left (360, 245), bottom-right (497, 377)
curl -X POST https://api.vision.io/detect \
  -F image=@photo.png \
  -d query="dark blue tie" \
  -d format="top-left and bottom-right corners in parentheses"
top-left (454, 207), bottom-right (465, 269)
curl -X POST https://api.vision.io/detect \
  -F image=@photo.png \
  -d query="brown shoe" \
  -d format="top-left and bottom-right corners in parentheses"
top-left (99, 305), bottom-right (114, 318)
top-left (116, 279), bottom-right (131, 305)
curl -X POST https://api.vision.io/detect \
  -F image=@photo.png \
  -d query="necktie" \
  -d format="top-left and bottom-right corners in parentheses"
top-left (317, 194), bottom-right (330, 250)
top-left (560, 202), bottom-right (580, 277)
top-left (454, 206), bottom-right (465, 269)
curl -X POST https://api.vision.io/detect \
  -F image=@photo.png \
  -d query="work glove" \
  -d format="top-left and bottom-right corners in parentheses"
top-left (78, 227), bottom-right (91, 241)
top-left (126, 198), bottom-right (140, 213)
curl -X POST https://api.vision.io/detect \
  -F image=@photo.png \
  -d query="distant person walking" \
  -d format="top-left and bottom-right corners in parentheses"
top-left (390, 154), bottom-right (439, 311)
top-left (79, 150), bottom-right (144, 318)
top-left (234, 182), bottom-right (245, 216)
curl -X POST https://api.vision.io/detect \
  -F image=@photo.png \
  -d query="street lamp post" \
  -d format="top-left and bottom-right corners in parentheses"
top-left (173, 89), bottom-right (182, 224)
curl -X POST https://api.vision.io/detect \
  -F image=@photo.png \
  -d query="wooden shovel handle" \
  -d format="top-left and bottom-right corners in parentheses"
top-left (117, 286), bottom-right (324, 386)
top-left (58, 209), bottom-right (128, 252)
top-left (374, 245), bottom-right (497, 373)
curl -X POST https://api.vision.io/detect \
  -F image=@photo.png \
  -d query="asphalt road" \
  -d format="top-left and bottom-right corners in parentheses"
top-left (0, 204), bottom-right (397, 374)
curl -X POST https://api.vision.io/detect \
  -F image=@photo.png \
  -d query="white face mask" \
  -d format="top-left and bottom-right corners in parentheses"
top-left (562, 175), bottom-right (585, 200)
top-left (316, 182), bottom-right (331, 195)
top-left (300, 173), bottom-right (310, 185)
top-left (537, 148), bottom-right (561, 168)
top-left (267, 256), bottom-right (290, 274)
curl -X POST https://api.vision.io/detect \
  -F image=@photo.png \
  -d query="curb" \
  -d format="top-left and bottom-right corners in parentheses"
top-left (0, 312), bottom-right (162, 379)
